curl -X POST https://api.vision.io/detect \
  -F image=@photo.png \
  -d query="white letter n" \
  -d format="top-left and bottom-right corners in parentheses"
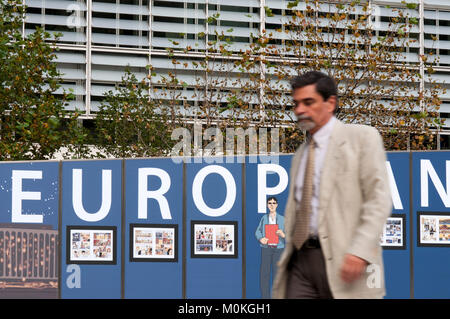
top-left (421, 159), bottom-right (450, 207)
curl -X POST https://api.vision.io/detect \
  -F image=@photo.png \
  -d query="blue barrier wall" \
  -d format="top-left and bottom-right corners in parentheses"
top-left (0, 161), bottom-right (59, 229)
top-left (61, 160), bottom-right (122, 299)
top-left (383, 152), bottom-right (411, 299)
top-left (412, 152), bottom-right (450, 298)
top-left (124, 158), bottom-right (183, 299)
top-left (245, 156), bottom-right (291, 299)
top-left (185, 159), bottom-right (243, 298)
top-left (0, 161), bottom-right (60, 298)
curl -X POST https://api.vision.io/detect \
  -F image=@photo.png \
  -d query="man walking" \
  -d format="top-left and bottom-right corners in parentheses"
top-left (272, 71), bottom-right (392, 299)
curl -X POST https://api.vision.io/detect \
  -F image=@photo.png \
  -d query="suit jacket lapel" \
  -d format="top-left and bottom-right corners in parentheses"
top-left (289, 142), bottom-right (307, 197)
top-left (318, 120), bottom-right (346, 228)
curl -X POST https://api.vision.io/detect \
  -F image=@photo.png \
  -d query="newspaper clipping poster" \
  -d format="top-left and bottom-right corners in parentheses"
top-left (380, 215), bottom-right (405, 249)
top-left (192, 221), bottom-right (237, 258)
top-left (68, 226), bottom-right (116, 264)
top-left (130, 224), bottom-right (177, 262)
top-left (419, 213), bottom-right (450, 246)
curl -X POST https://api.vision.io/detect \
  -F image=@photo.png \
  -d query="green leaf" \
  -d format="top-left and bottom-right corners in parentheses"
top-left (405, 2), bottom-right (418, 10)
top-left (287, 0), bottom-right (300, 9)
top-left (264, 6), bottom-right (274, 17)
top-left (409, 17), bottom-right (418, 25)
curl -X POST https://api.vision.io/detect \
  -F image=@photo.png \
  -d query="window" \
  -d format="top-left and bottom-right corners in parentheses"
top-left (153, 16), bottom-right (184, 24)
top-left (93, 11), bottom-right (116, 19)
top-left (45, 8), bottom-right (71, 16)
top-left (92, 27), bottom-right (116, 35)
top-left (26, 7), bottom-right (42, 14)
top-left (220, 5), bottom-right (248, 13)
top-left (221, 21), bottom-right (249, 28)
top-left (119, 29), bottom-right (138, 36)
top-left (266, 23), bottom-right (282, 30)
top-left (120, 14), bottom-right (140, 20)
top-left (153, 1), bottom-right (183, 8)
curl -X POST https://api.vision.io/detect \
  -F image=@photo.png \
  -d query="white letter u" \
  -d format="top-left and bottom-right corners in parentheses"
top-left (72, 169), bottom-right (112, 222)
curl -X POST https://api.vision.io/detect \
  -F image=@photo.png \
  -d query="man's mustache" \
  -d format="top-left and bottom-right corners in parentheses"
top-left (297, 115), bottom-right (312, 121)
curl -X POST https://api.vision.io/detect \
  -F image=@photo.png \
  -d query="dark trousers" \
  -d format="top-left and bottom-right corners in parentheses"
top-left (286, 246), bottom-right (333, 299)
top-left (260, 246), bottom-right (283, 299)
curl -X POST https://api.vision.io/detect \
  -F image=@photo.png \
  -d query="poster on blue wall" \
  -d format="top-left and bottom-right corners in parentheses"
top-left (382, 152), bottom-right (410, 299)
top-left (124, 158), bottom-right (183, 299)
top-left (413, 152), bottom-right (450, 298)
top-left (0, 161), bottom-right (59, 299)
top-left (191, 220), bottom-right (238, 258)
top-left (417, 212), bottom-right (450, 247)
top-left (66, 225), bottom-right (117, 264)
top-left (129, 223), bottom-right (178, 262)
top-left (245, 155), bottom-right (291, 299)
top-left (185, 159), bottom-right (243, 299)
top-left (61, 160), bottom-right (122, 299)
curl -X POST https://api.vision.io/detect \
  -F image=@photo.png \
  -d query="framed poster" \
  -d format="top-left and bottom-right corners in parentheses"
top-left (380, 214), bottom-right (406, 249)
top-left (191, 221), bottom-right (238, 258)
top-left (67, 226), bottom-right (117, 264)
top-left (418, 212), bottom-right (450, 247)
top-left (130, 224), bottom-right (178, 262)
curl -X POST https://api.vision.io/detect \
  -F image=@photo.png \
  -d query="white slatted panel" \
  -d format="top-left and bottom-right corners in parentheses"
top-left (92, 2), bottom-right (148, 14)
top-left (18, 0), bottom-right (450, 126)
top-left (27, 0), bottom-right (87, 11)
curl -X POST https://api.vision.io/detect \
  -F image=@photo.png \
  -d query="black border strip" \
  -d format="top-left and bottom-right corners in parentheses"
top-left (190, 220), bottom-right (238, 259)
top-left (129, 223), bottom-right (178, 262)
top-left (182, 162), bottom-right (186, 299)
top-left (242, 162), bottom-right (246, 298)
top-left (417, 211), bottom-right (450, 248)
top-left (381, 214), bottom-right (407, 250)
top-left (58, 161), bottom-right (62, 299)
top-left (66, 225), bottom-right (117, 265)
top-left (121, 159), bottom-right (125, 298)
top-left (409, 151), bottom-right (414, 299)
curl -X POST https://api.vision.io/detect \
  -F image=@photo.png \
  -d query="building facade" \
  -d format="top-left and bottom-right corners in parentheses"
top-left (21, 0), bottom-right (450, 148)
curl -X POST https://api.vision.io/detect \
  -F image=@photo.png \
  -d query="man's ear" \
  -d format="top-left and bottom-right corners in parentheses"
top-left (327, 95), bottom-right (337, 113)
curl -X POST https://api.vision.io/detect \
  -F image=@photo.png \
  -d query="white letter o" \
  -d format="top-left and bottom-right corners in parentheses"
top-left (192, 165), bottom-right (236, 217)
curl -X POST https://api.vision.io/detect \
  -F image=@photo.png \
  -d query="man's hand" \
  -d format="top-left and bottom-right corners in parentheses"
top-left (260, 237), bottom-right (269, 245)
top-left (340, 254), bottom-right (369, 283)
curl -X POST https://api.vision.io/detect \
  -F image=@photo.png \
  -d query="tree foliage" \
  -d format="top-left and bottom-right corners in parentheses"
top-left (90, 1), bottom-right (445, 156)
top-left (261, 0), bottom-right (444, 150)
top-left (114, 0), bottom-right (443, 155)
top-left (0, 0), bottom-right (88, 160)
top-left (95, 68), bottom-right (176, 158)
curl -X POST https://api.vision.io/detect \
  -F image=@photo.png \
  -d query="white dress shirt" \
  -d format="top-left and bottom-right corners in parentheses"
top-left (295, 116), bottom-right (336, 237)
top-left (269, 214), bottom-right (276, 224)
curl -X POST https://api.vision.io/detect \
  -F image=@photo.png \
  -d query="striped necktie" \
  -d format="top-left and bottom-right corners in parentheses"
top-left (293, 137), bottom-right (316, 250)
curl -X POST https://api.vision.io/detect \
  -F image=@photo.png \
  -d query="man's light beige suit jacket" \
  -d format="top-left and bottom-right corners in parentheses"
top-left (272, 120), bottom-right (392, 299)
